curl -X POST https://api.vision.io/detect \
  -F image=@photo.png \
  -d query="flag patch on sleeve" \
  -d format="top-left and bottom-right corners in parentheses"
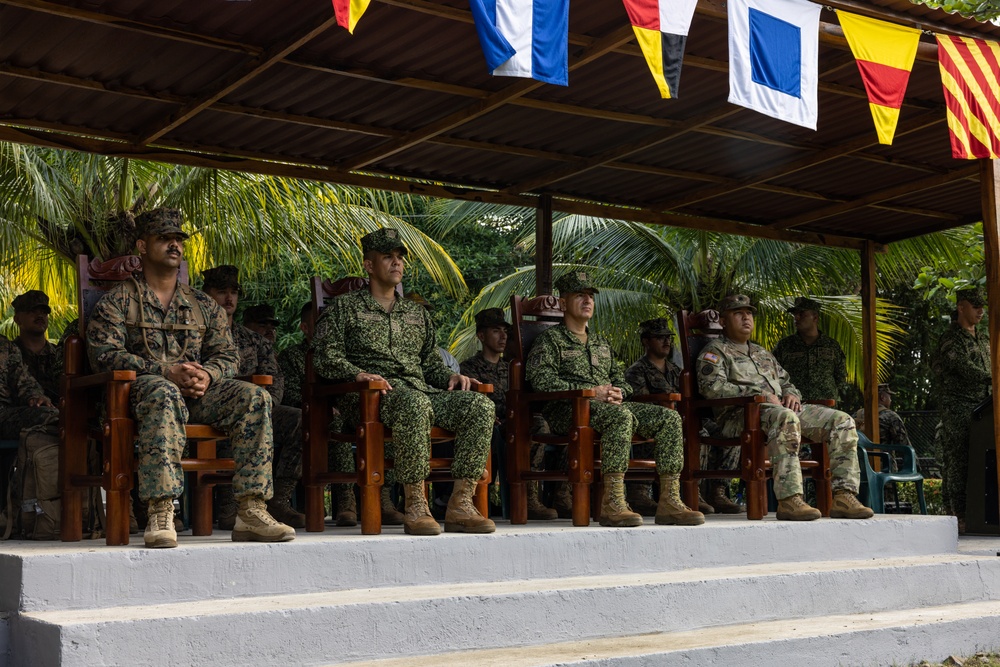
top-left (701, 352), bottom-right (720, 364)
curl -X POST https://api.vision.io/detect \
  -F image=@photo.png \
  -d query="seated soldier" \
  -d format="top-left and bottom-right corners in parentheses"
top-left (853, 383), bottom-right (911, 447)
top-left (11, 290), bottom-right (62, 404)
top-left (697, 294), bottom-right (873, 521)
top-left (242, 304), bottom-right (279, 344)
top-left (312, 228), bottom-right (495, 536)
top-left (1, 333), bottom-right (58, 439)
top-left (527, 272), bottom-right (703, 527)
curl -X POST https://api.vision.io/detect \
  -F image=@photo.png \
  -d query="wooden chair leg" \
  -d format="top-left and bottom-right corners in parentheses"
top-left (191, 477), bottom-right (214, 536)
top-left (105, 489), bottom-right (131, 545)
top-left (746, 479), bottom-right (765, 520)
top-left (359, 480), bottom-right (381, 534)
top-left (509, 482), bottom-right (528, 524)
top-left (571, 482), bottom-right (591, 526)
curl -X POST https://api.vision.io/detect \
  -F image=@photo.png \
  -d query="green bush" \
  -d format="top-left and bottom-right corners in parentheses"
top-left (895, 478), bottom-right (946, 515)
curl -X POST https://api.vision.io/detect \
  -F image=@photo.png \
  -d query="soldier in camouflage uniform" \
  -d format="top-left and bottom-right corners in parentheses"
top-left (698, 294), bottom-right (872, 521)
top-left (203, 266), bottom-right (306, 529)
top-left (11, 291), bottom-right (63, 403)
top-left (242, 304), bottom-right (279, 344)
top-left (853, 384), bottom-right (911, 447)
top-left (312, 228), bottom-right (495, 536)
top-left (932, 288), bottom-right (991, 531)
top-left (772, 297), bottom-right (848, 403)
top-left (87, 208), bottom-right (294, 548)
top-left (0, 336), bottom-right (58, 440)
top-left (527, 273), bottom-right (703, 527)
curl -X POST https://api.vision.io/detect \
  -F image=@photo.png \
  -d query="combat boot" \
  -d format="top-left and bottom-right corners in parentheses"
top-left (527, 481), bottom-right (558, 520)
top-left (334, 484), bottom-right (358, 527)
top-left (266, 478), bottom-right (306, 528)
top-left (697, 492), bottom-right (716, 515)
top-left (445, 479), bottom-right (496, 533)
top-left (553, 482), bottom-right (574, 519)
top-left (709, 482), bottom-right (743, 514)
top-left (626, 482), bottom-right (659, 517)
top-left (232, 496), bottom-right (296, 542)
top-left (830, 490), bottom-right (874, 519)
top-left (776, 494), bottom-right (822, 521)
top-left (402, 483), bottom-right (442, 535)
top-left (144, 498), bottom-right (177, 549)
top-left (381, 485), bottom-right (404, 525)
top-left (655, 474), bottom-right (705, 526)
top-left (129, 503), bottom-right (140, 535)
top-left (599, 473), bottom-right (643, 527)
top-left (216, 485), bottom-right (237, 530)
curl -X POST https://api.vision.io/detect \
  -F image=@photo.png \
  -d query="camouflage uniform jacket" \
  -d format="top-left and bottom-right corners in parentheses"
top-left (14, 337), bottom-right (63, 402)
top-left (772, 331), bottom-right (847, 402)
top-left (933, 323), bottom-right (991, 405)
top-left (460, 351), bottom-right (508, 419)
top-left (87, 275), bottom-right (238, 384)
top-left (277, 340), bottom-right (307, 408)
top-left (624, 355), bottom-right (681, 396)
top-left (233, 322), bottom-right (284, 404)
top-left (852, 405), bottom-right (910, 446)
top-left (526, 324), bottom-right (632, 398)
top-left (312, 289), bottom-right (453, 392)
top-left (697, 336), bottom-right (800, 426)
top-left (0, 337), bottom-right (47, 408)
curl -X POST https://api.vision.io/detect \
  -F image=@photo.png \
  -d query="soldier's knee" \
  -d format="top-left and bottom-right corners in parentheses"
top-left (469, 393), bottom-right (495, 419)
top-left (149, 380), bottom-right (185, 406)
top-left (397, 391), bottom-right (433, 419)
top-left (776, 408), bottom-right (800, 427)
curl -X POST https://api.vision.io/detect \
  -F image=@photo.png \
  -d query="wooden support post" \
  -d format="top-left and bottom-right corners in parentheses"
top-left (979, 158), bottom-right (1000, 526)
top-left (861, 240), bottom-right (880, 444)
top-left (535, 194), bottom-right (553, 295)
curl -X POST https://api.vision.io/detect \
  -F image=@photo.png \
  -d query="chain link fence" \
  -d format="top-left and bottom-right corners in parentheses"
top-left (897, 410), bottom-right (941, 479)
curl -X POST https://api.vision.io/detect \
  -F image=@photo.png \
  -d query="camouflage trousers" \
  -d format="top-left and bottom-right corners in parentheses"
top-left (0, 405), bottom-right (59, 440)
top-left (340, 388), bottom-right (493, 484)
top-left (544, 400), bottom-right (684, 475)
top-left (935, 399), bottom-right (978, 516)
top-left (130, 375), bottom-right (274, 502)
top-left (218, 404), bottom-right (303, 480)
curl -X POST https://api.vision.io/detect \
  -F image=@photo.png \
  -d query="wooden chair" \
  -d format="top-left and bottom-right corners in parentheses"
top-left (60, 255), bottom-right (271, 545)
top-left (505, 294), bottom-right (679, 526)
top-left (301, 276), bottom-right (492, 535)
top-left (676, 309), bottom-right (832, 520)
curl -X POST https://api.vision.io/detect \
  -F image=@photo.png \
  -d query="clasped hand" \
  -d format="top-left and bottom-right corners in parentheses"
top-left (167, 362), bottom-right (211, 398)
top-left (595, 384), bottom-right (623, 405)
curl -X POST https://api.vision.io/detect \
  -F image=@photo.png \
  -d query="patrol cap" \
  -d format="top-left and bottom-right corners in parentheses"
top-left (718, 294), bottom-right (757, 313)
top-left (555, 271), bottom-right (599, 295)
top-left (11, 290), bottom-right (51, 314)
top-left (135, 208), bottom-right (188, 239)
top-left (956, 287), bottom-right (986, 307)
top-left (242, 304), bottom-right (279, 326)
top-left (787, 296), bottom-right (822, 314)
top-left (405, 292), bottom-right (433, 311)
top-left (475, 307), bottom-right (511, 331)
top-left (639, 317), bottom-right (673, 338)
top-left (361, 228), bottom-right (408, 256)
top-left (202, 265), bottom-right (241, 293)
top-left (877, 383), bottom-right (894, 396)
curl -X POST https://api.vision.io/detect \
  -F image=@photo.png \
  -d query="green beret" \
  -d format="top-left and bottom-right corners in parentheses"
top-left (475, 307), bottom-right (511, 331)
top-left (787, 296), bottom-right (822, 314)
top-left (242, 304), bottom-right (279, 325)
top-left (361, 228), bottom-right (407, 256)
top-left (718, 294), bottom-right (757, 313)
top-left (11, 290), bottom-right (51, 314)
top-left (136, 208), bottom-right (188, 239)
top-left (555, 271), bottom-right (599, 295)
top-left (957, 288), bottom-right (986, 307)
top-left (202, 265), bottom-right (241, 293)
top-left (639, 318), bottom-right (673, 338)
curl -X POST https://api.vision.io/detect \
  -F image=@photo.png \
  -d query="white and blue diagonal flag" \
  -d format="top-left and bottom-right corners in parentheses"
top-left (728, 0), bottom-right (821, 129)
top-left (470, 0), bottom-right (569, 86)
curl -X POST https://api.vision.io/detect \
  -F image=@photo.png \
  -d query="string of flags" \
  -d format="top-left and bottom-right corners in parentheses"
top-left (331, 0), bottom-right (1000, 160)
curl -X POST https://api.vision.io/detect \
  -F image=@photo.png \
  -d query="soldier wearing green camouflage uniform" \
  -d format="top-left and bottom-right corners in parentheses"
top-left (772, 297), bottom-right (848, 403)
top-left (0, 336), bottom-right (58, 440)
top-left (11, 291), bottom-right (63, 403)
top-left (526, 272), bottom-right (703, 527)
top-left (87, 208), bottom-right (294, 548)
top-left (853, 384), bottom-right (911, 447)
top-left (932, 288), bottom-right (991, 529)
top-left (312, 228), bottom-right (495, 536)
top-left (697, 294), bottom-right (871, 521)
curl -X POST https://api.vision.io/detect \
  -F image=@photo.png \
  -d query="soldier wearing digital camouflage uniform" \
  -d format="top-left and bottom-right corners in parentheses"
top-left (527, 272), bottom-right (703, 527)
top-left (772, 297), bottom-right (848, 403)
top-left (0, 336), bottom-right (58, 440)
top-left (311, 228), bottom-right (495, 536)
top-left (242, 303), bottom-right (279, 344)
top-left (87, 208), bottom-right (294, 548)
top-left (202, 266), bottom-right (307, 530)
top-left (932, 287), bottom-right (991, 531)
top-left (697, 294), bottom-right (872, 521)
top-left (11, 290), bottom-right (63, 403)
top-left (853, 384), bottom-right (911, 447)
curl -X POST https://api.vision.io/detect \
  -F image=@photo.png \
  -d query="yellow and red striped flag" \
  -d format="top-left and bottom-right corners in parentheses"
top-left (937, 34), bottom-right (1000, 159)
top-left (622, 0), bottom-right (699, 99)
top-left (839, 12), bottom-right (920, 145)
top-left (332, 0), bottom-right (371, 33)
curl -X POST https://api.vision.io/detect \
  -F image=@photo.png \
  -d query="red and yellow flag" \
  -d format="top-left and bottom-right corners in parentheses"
top-left (839, 12), bottom-right (920, 145)
top-left (937, 34), bottom-right (1000, 159)
top-left (332, 0), bottom-right (371, 34)
top-left (623, 0), bottom-right (699, 99)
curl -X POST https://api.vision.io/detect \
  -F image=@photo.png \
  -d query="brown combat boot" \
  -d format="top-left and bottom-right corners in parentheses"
top-left (709, 482), bottom-right (743, 514)
top-left (599, 473), bottom-right (643, 527)
top-left (553, 482), bottom-right (574, 519)
top-left (403, 483), bottom-right (442, 535)
top-left (266, 478), bottom-right (306, 528)
top-left (334, 484), bottom-right (358, 527)
top-left (626, 482), bottom-right (659, 517)
top-left (381, 485), bottom-right (404, 525)
top-left (144, 498), bottom-right (178, 549)
top-left (655, 474), bottom-right (705, 526)
top-left (233, 496), bottom-right (296, 542)
top-left (216, 485), bottom-right (237, 530)
top-left (697, 492), bottom-right (716, 515)
top-left (830, 490), bottom-right (874, 519)
top-left (527, 481), bottom-right (558, 520)
top-left (445, 479), bottom-right (496, 533)
top-left (129, 503), bottom-right (140, 535)
top-left (776, 494), bottom-right (822, 521)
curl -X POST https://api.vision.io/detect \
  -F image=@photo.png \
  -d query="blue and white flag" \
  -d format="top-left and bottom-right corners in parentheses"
top-left (728, 0), bottom-right (821, 129)
top-left (469, 0), bottom-right (569, 86)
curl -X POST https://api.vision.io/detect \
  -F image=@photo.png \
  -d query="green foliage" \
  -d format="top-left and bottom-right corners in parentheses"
top-left (912, 0), bottom-right (1000, 20)
top-left (896, 478), bottom-right (946, 515)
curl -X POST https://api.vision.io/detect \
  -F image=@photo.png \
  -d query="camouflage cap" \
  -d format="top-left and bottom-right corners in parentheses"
top-left (787, 296), bottom-right (822, 313)
top-left (201, 265), bottom-right (241, 293)
top-left (135, 207), bottom-right (188, 239)
top-left (639, 317), bottom-right (673, 338)
top-left (956, 287), bottom-right (986, 307)
top-left (361, 228), bottom-right (408, 256)
top-left (11, 290), bottom-right (51, 314)
top-left (718, 294), bottom-right (757, 313)
top-left (877, 383), bottom-right (894, 396)
top-left (242, 304), bottom-right (279, 325)
top-left (555, 271), bottom-right (600, 295)
top-left (475, 307), bottom-right (511, 331)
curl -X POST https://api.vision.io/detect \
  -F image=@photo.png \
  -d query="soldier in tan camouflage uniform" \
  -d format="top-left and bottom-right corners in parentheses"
top-left (242, 304), bottom-right (279, 344)
top-left (697, 294), bottom-right (872, 521)
top-left (87, 208), bottom-right (294, 548)
top-left (11, 291), bottom-right (63, 403)
top-left (772, 297), bottom-right (848, 403)
top-left (312, 228), bottom-right (495, 536)
top-left (203, 266), bottom-right (306, 529)
top-left (527, 272), bottom-right (703, 527)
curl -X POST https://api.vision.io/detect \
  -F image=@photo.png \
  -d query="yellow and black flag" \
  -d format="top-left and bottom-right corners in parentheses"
top-left (622, 0), bottom-right (699, 98)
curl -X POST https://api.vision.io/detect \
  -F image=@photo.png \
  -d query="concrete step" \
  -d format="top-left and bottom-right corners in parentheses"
top-left (11, 554), bottom-right (1000, 666)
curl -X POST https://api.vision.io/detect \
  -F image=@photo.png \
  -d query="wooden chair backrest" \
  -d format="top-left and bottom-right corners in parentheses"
top-left (676, 309), bottom-right (723, 402)
top-left (308, 276), bottom-right (403, 340)
top-left (508, 294), bottom-right (563, 392)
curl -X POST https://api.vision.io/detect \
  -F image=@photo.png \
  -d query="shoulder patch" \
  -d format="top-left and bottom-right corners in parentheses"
top-left (701, 352), bottom-right (720, 364)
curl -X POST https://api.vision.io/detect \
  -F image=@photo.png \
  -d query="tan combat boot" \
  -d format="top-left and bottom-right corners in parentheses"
top-left (830, 490), bottom-right (874, 519)
top-left (445, 479), bottom-right (496, 533)
top-left (655, 474), bottom-right (705, 526)
top-left (144, 498), bottom-right (178, 549)
top-left (216, 485), bottom-right (238, 530)
top-left (381, 485), bottom-right (404, 525)
top-left (626, 482), bottom-right (660, 517)
top-left (403, 483), bottom-right (442, 535)
top-left (599, 473), bottom-right (643, 527)
top-left (553, 482), bottom-right (574, 519)
top-left (232, 496), bottom-right (296, 542)
top-left (266, 478), bottom-right (306, 528)
top-left (334, 484), bottom-right (358, 527)
top-left (527, 481), bottom-right (558, 520)
top-left (776, 494), bottom-right (822, 521)
top-left (709, 482), bottom-right (743, 514)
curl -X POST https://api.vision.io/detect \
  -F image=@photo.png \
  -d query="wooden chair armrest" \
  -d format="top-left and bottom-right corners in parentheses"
top-left (237, 374), bottom-right (273, 386)
top-left (690, 394), bottom-right (767, 408)
top-left (804, 399), bottom-right (835, 407)
top-left (474, 384), bottom-right (494, 394)
top-left (314, 379), bottom-right (390, 396)
top-left (630, 392), bottom-right (681, 406)
top-left (67, 370), bottom-right (136, 389)
top-left (522, 388), bottom-right (597, 401)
